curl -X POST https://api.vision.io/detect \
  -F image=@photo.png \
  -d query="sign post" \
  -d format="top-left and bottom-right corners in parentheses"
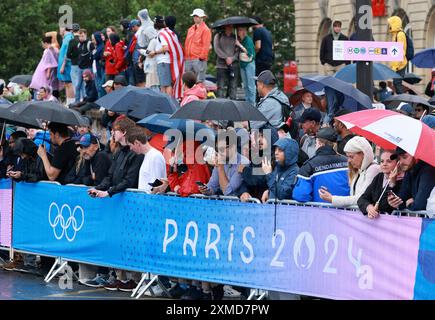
top-left (356, 0), bottom-right (374, 102)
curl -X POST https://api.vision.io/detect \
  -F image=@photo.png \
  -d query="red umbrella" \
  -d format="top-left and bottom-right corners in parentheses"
top-left (336, 109), bottom-right (435, 167)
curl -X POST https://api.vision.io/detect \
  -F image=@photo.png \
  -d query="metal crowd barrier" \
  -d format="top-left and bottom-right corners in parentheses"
top-left (2, 181), bottom-right (431, 301)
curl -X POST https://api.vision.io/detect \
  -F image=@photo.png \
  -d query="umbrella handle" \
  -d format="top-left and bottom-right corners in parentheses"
top-left (0, 120), bottom-right (6, 147)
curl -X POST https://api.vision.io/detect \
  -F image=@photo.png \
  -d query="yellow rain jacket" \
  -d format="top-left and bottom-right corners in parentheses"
top-left (388, 16), bottom-right (408, 71)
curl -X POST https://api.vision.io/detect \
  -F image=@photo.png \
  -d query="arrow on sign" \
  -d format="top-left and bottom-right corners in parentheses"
top-left (392, 48), bottom-right (398, 55)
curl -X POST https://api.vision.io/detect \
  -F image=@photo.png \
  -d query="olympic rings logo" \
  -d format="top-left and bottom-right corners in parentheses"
top-left (48, 202), bottom-right (85, 242)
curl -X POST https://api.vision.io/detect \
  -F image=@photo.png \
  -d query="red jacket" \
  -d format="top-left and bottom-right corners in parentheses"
top-left (104, 40), bottom-right (117, 75)
top-left (104, 40), bottom-right (127, 75)
top-left (168, 142), bottom-right (211, 197)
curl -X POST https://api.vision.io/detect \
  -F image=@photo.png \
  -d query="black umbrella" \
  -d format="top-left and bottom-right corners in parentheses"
top-left (170, 99), bottom-right (267, 121)
top-left (127, 96), bottom-right (179, 120)
top-left (212, 16), bottom-right (258, 29)
top-left (95, 86), bottom-right (178, 116)
top-left (383, 94), bottom-right (433, 109)
top-left (7, 101), bottom-right (87, 127)
top-left (9, 74), bottom-right (33, 87)
top-left (0, 103), bottom-right (41, 128)
top-left (429, 96), bottom-right (435, 106)
top-left (398, 73), bottom-right (422, 85)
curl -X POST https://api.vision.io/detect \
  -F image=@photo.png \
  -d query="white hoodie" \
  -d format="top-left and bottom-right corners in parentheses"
top-left (332, 136), bottom-right (380, 208)
top-left (136, 9), bottom-right (157, 49)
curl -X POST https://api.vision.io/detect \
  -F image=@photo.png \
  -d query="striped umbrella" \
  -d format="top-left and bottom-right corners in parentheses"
top-left (336, 109), bottom-right (435, 167)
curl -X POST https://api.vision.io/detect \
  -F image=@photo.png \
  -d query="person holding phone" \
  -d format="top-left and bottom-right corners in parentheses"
top-left (357, 150), bottom-right (403, 218)
top-left (200, 129), bottom-right (249, 196)
top-left (167, 141), bottom-right (210, 197)
top-left (126, 127), bottom-right (166, 194)
top-left (387, 147), bottom-right (435, 212)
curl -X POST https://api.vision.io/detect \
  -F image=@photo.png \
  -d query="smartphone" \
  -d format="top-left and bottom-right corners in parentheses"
top-left (387, 190), bottom-right (398, 198)
top-left (195, 181), bottom-right (206, 187)
top-left (320, 186), bottom-right (328, 191)
top-left (148, 179), bottom-right (163, 188)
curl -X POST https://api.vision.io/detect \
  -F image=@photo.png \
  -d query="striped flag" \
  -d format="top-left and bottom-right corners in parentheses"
top-left (158, 28), bottom-right (185, 100)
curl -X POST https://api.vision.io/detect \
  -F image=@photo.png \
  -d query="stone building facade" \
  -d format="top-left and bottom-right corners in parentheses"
top-left (294, 0), bottom-right (435, 89)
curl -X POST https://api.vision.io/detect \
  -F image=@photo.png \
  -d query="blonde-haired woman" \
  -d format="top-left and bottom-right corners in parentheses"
top-left (319, 136), bottom-right (380, 207)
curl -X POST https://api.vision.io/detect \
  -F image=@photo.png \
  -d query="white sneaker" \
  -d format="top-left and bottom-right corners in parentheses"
top-left (224, 285), bottom-right (241, 298)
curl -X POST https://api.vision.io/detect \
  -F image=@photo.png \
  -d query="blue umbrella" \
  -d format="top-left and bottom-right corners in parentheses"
top-left (412, 48), bottom-right (435, 68)
top-left (335, 63), bottom-right (401, 83)
top-left (95, 86), bottom-right (178, 118)
top-left (137, 113), bottom-right (215, 145)
top-left (300, 74), bottom-right (372, 110)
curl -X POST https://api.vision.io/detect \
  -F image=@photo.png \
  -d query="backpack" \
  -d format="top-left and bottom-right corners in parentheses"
top-left (269, 95), bottom-right (292, 123)
top-left (397, 31), bottom-right (414, 61)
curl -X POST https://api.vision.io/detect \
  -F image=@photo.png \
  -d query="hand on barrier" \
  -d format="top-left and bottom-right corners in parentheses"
top-left (366, 204), bottom-right (380, 219)
top-left (240, 192), bottom-right (252, 202)
top-left (319, 188), bottom-right (333, 203)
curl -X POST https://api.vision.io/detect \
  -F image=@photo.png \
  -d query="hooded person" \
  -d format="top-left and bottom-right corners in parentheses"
top-left (238, 126), bottom-right (280, 201)
top-left (168, 141), bottom-right (211, 197)
top-left (7, 138), bottom-right (49, 182)
top-left (136, 9), bottom-right (157, 49)
top-left (388, 16), bottom-right (408, 94)
top-left (165, 16), bottom-right (181, 42)
top-left (319, 136), bottom-right (380, 207)
top-left (92, 31), bottom-right (106, 97)
top-left (262, 137), bottom-right (299, 202)
top-left (30, 35), bottom-right (59, 93)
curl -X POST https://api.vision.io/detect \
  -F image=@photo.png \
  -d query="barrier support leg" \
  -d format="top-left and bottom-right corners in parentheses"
top-left (135, 274), bottom-right (158, 300)
top-left (131, 273), bottom-right (147, 298)
top-left (157, 277), bottom-right (171, 298)
top-left (257, 290), bottom-right (268, 300)
top-left (247, 289), bottom-right (257, 300)
top-left (44, 258), bottom-right (67, 283)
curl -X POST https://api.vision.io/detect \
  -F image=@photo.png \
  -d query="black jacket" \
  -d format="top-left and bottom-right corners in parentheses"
top-left (320, 33), bottom-right (349, 66)
top-left (357, 172), bottom-right (402, 215)
top-left (66, 35), bottom-right (80, 66)
top-left (0, 144), bottom-right (17, 179)
top-left (65, 150), bottom-right (112, 186)
top-left (95, 146), bottom-right (144, 196)
top-left (398, 161), bottom-right (435, 211)
top-left (78, 40), bottom-right (94, 69)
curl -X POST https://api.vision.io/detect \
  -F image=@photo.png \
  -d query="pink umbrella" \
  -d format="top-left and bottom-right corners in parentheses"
top-left (336, 109), bottom-right (435, 167)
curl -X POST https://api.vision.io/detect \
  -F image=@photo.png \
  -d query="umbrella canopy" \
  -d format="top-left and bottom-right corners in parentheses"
top-left (300, 74), bottom-right (372, 111)
top-left (212, 16), bottom-right (258, 29)
top-left (289, 88), bottom-right (323, 110)
top-left (429, 96), bottom-right (435, 106)
top-left (6, 101), bottom-right (87, 127)
top-left (334, 63), bottom-right (401, 83)
top-left (171, 99), bottom-right (267, 121)
top-left (398, 73), bottom-right (422, 85)
top-left (383, 94), bottom-right (433, 109)
top-left (95, 86), bottom-right (178, 116)
top-left (137, 113), bottom-right (215, 145)
top-left (0, 103), bottom-right (41, 128)
top-left (336, 109), bottom-right (435, 167)
top-left (9, 74), bottom-right (33, 87)
top-left (412, 48), bottom-right (435, 68)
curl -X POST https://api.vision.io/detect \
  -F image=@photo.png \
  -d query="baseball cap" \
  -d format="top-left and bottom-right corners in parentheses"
top-left (316, 127), bottom-right (337, 142)
top-left (72, 23), bottom-right (80, 32)
top-left (299, 108), bottom-right (322, 123)
top-left (129, 19), bottom-right (141, 28)
top-left (154, 16), bottom-right (165, 24)
top-left (253, 70), bottom-right (276, 85)
top-left (113, 75), bottom-right (127, 86)
top-left (78, 133), bottom-right (98, 148)
top-left (191, 9), bottom-right (207, 17)
top-left (102, 80), bottom-right (114, 88)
